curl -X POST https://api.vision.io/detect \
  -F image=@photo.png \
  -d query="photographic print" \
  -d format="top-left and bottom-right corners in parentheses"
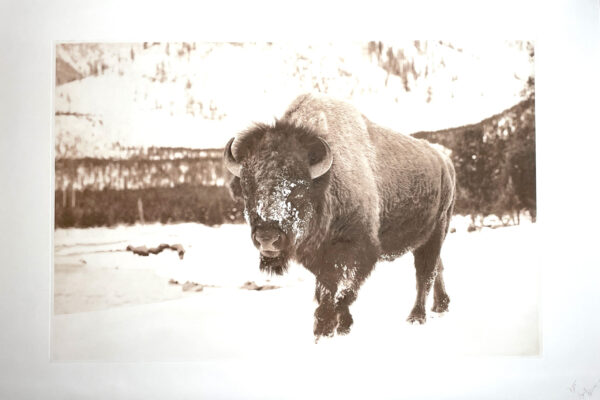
top-left (52, 41), bottom-right (537, 360)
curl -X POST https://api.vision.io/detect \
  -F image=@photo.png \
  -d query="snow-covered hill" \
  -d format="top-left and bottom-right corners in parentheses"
top-left (55, 42), bottom-right (533, 158)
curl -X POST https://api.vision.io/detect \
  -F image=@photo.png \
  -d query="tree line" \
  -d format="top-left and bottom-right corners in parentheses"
top-left (55, 99), bottom-right (536, 229)
top-left (412, 97), bottom-right (536, 224)
top-left (55, 185), bottom-right (244, 228)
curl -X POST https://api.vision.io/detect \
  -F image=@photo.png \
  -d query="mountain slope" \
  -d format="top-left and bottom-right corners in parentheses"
top-left (55, 42), bottom-right (533, 158)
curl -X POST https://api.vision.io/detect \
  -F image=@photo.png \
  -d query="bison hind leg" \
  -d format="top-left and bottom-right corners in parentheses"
top-left (408, 221), bottom-right (448, 324)
top-left (431, 260), bottom-right (450, 313)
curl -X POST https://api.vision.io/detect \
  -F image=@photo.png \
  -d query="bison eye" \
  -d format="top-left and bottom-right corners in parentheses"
top-left (240, 175), bottom-right (256, 197)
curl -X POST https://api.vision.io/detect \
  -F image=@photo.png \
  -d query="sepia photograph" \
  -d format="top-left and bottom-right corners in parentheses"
top-left (2, 1), bottom-right (600, 398)
top-left (52, 41), bottom-right (539, 360)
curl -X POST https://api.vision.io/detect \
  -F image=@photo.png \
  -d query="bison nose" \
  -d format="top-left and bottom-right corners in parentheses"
top-left (253, 227), bottom-right (284, 252)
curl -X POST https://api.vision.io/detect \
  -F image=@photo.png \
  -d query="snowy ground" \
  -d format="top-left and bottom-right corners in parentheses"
top-left (52, 217), bottom-right (539, 361)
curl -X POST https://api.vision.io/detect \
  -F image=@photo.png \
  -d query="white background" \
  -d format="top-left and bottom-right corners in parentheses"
top-left (1, 0), bottom-right (599, 398)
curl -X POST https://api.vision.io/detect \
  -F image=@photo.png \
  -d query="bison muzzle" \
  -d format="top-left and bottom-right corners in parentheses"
top-left (224, 94), bottom-right (456, 340)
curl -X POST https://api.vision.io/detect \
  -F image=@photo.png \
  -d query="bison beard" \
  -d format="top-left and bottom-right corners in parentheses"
top-left (224, 94), bottom-right (456, 341)
top-left (259, 252), bottom-right (290, 275)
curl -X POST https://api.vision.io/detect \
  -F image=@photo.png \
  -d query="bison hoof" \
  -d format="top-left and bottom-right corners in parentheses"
top-left (432, 295), bottom-right (450, 313)
top-left (336, 312), bottom-right (354, 335)
top-left (431, 295), bottom-right (450, 313)
top-left (407, 307), bottom-right (427, 325)
top-left (407, 315), bottom-right (426, 325)
top-left (314, 330), bottom-right (335, 343)
top-left (314, 318), bottom-right (337, 339)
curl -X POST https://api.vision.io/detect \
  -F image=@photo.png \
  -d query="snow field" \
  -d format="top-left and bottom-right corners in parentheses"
top-left (52, 219), bottom-right (539, 360)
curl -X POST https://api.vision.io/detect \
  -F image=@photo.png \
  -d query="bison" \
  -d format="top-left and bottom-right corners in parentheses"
top-left (224, 94), bottom-right (456, 340)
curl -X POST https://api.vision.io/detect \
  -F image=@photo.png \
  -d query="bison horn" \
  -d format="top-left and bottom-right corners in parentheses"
top-left (309, 138), bottom-right (333, 179)
top-left (224, 137), bottom-right (241, 177)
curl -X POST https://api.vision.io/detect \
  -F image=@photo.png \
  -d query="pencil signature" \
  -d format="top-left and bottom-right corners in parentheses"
top-left (570, 380), bottom-right (600, 399)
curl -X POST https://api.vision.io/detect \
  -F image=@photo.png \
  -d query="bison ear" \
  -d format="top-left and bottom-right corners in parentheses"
top-left (308, 137), bottom-right (333, 179)
top-left (224, 137), bottom-right (241, 177)
top-left (228, 175), bottom-right (243, 201)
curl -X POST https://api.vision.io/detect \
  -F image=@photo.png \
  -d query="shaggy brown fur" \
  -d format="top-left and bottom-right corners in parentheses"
top-left (226, 94), bottom-right (456, 339)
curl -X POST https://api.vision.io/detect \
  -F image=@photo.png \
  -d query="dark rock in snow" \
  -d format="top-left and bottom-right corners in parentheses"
top-left (240, 281), bottom-right (280, 291)
top-left (126, 243), bottom-right (185, 259)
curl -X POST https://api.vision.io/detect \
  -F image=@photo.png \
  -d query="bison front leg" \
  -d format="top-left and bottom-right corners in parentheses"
top-left (333, 286), bottom-right (358, 335)
top-left (313, 280), bottom-right (338, 339)
top-left (311, 242), bottom-right (377, 340)
top-left (313, 275), bottom-right (361, 338)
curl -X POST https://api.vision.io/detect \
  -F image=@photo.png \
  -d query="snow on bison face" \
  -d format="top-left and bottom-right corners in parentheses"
top-left (244, 170), bottom-right (312, 258)
top-left (224, 123), bottom-right (332, 274)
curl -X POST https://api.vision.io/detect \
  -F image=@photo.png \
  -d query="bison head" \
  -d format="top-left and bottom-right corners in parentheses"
top-left (224, 121), bottom-right (333, 275)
